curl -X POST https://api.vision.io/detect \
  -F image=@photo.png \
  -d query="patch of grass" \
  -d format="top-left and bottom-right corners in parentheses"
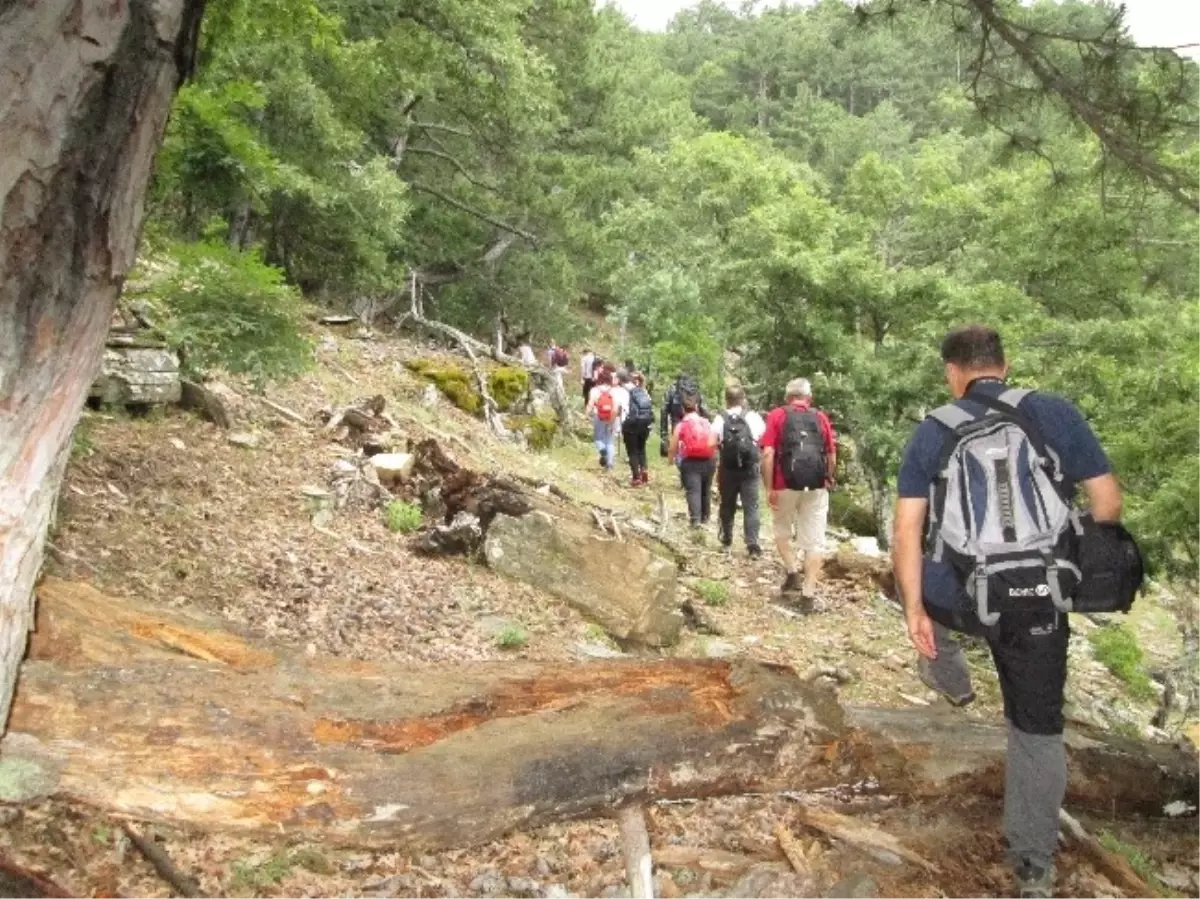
top-left (1097, 831), bottom-right (1160, 887)
top-left (688, 527), bottom-right (708, 547)
top-left (583, 623), bottom-right (611, 643)
top-left (289, 846), bottom-right (333, 876)
top-left (694, 579), bottom-right (731, 607)
top-left (230, 851), bottom-right (294, 894)
top-left (70, 419), bottom-right (96, 461)
top-left (1089, 623), bottom-right (1156, 701)
top-left (384, 499), bottom-right (423, 533)
top-left (496, 624), bottom-right (529, 650)
top-left (91, 823), bottom-right (111, 846)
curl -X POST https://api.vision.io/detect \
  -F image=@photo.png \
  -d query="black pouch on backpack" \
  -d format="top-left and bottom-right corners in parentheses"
top-left (1072, 514), bottom-right (1144, 613)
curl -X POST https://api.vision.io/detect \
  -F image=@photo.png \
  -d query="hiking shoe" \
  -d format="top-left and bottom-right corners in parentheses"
top-left (598, 451), bottom-right (607, 469)
top-left (747, 545), bottom-right (763, 560)
top-left (629, 476), bottom-right (641, 488)
top-left (918, 656), bottom-right (976, 708)
top-left (781, 572), bottom-right (802, 594)
top-left (1014, 860), bottom-right (1054, 899)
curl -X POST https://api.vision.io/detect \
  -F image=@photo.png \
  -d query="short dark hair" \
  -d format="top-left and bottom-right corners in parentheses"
top-left (682, 392), bottom-right (700, 413)
top-left (941, 325), bottom-right (1005, 369)
top-left (725, 385), bottom-right (745, 408)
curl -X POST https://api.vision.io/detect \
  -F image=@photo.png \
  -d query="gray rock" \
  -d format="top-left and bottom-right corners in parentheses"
top-left (599, 885), bottom-right (629, 899)
top-left (90, 346), bottom-right (181, 406)
top-left (542, 886), bottom-right (570, 899)
top-left (484, 510), bottom-right (682, 647)
top-left (703, 640), bottom-right (737, 658)
top-left (227, 431), bottom-right (259, 448)
top-left (534, 857), bottom-right (552, 877)
top-left (363, 873), bottom-right (418, 896)
top-left (572, 640), bottom-right (627, 659)
top-left (727, 863), bottom-right (812, 898)
top-left (506, 876), bottom-right (540, 896)
top-left (824, 870), bottom-right (877, 898)
top-left (469, 869), bottom-right (506, 896)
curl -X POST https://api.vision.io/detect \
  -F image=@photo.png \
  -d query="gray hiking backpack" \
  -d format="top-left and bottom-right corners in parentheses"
top-left (925, 388), bottom-right (1083, 625)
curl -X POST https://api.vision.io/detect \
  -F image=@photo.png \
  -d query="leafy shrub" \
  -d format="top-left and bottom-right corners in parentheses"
top-left (694, 579), bottom-right (731, 607)
top-left (488, 367), bottom-right (530, 412)
top-left (131, 241), bottom-right (313, 385)
top-left (384, 499), bottom-right (423, 533)
top-left (405, 360), bottom-right (482, 414)
top-left (829, 490), bottom-right (878, 537)
top-left (496, 624), bottom-right (529, 649)
top-left (1089, 624), bottom-right (1156, 701)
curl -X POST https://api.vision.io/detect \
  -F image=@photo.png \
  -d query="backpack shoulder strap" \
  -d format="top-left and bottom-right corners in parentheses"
top-left (928, 403), bottom-right (977, 432)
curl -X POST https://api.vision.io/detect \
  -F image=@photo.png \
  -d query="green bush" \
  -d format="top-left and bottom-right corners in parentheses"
top-left (829, 489), bottom-right (878, 537)
top-left (1089, 624), bottom-right (1156, 701)
top-left (496, 624), bottom-right (529, 649)
top-left (131, 241), bottom-right (313, 385)
top-left (694, 579), bottom-right (731, 607)
top-left (405, 360), bottom-right (482, 414)
top-left (488, 367), bottom-right (530, 412)
top-left (384, 499), bottom-right (423, 533)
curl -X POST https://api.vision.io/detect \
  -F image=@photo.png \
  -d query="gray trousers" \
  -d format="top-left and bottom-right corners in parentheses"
top-left (717, 465), bottom-right (760, 549)
top-left (927, 620), bottom-right (1067, 871)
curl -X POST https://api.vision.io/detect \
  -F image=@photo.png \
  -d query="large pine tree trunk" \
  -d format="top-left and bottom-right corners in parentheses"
top-left (0, 0), bottom-right (203, 728)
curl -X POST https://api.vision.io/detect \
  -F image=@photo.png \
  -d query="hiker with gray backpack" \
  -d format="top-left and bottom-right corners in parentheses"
top-left (712, 386), bottom-right (765, 558)
top-left (622, 371), bottom-right (655, 487)
top-left (892, 325), bottom-right (1137, 899)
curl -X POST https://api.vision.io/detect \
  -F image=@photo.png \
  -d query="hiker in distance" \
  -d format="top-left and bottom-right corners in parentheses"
top-left (667, 392), bottom-right (717, 528)
top-left (660, 371), bottom-right (708, 458)
top-left (580, 347), bottom-right (596, 404)
top-left (712, 385), bottom-right (765, 558)
top-left (759, 378), bottom-right (837, 609)
top-left (547, 340), bottom-right (569, 391)
top-left (621, 371), bottom-right (655, 486)
top-left (585, 368), bottom-right (625, 471)
top-left (892, 325), bottom-right (1123, 899)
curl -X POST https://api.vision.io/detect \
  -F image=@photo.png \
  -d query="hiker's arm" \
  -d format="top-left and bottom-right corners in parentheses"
top-left (760, 446), bottom-right (774, 493)
top-left (667, 424), bottom-right (680, 460)
top-left (892, 497), bottom-right (935, 660)
top-left (1082, 473), bottom-right (1122, 522)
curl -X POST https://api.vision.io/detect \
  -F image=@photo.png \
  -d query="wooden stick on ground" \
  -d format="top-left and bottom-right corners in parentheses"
top-left (793, 805), bottom-right (941, 874)
top-left (774, 823), bottom-right (810, 876)
top-left (652, 847), bottom-right (758, 879)
top-left (1058, 809), bottom-right (1153, 897)
top-left (617, 806), bottom-right (654, 899)
top-left (120, 824), bottom-right (204, 898)
top-left (0, 855), bottom-right (71, 898)
top-left (258, 396), bottom-right (307, 425)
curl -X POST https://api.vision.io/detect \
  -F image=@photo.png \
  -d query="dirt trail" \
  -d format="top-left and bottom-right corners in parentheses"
top-left (6, 327), bottom-right (1195, 898)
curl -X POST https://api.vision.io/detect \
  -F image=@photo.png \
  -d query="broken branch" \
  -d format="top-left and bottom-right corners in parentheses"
top-left (121, 824), bottom-right (204, 898)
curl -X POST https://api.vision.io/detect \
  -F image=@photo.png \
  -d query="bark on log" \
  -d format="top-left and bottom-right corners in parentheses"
top-left (2, 579), bottom-right (847, 847)
top-left (0, 580), bottom-right (1194, 850)
top-left (0, 0), bottom-right (204, 727)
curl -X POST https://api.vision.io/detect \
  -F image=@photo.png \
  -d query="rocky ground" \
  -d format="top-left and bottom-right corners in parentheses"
top-left (5, 325), bottom-right (1196, 898)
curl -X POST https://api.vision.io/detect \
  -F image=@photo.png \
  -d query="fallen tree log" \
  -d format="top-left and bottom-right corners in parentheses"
top-left (0, 580), bottom-right (1194, 851)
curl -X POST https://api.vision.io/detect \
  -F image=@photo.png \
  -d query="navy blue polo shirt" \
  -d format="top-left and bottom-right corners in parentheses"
top-left (896, 378), bottom-right (1111, 611)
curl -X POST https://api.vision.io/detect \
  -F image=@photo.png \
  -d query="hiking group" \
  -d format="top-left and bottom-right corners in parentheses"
top-left (578, 325), bottom-right (1141, 899)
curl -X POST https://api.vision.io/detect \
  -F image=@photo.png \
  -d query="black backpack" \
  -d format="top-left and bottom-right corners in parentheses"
top-left (668, 377), bottom-right (700, 423)
top-left (626, 387), bottom-right (654, 426)
top-left (779, 407), bottom-right (826, 490)
top-left (720, 414), bottom-right (757, 470)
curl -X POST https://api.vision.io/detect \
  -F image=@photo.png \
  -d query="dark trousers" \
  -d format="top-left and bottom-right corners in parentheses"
top-left (581, 378), bottom-right (594, 403)
top-left (718, 464), bottom-right (760, 549)
top-left (623, 422), bottom-right (650, 478)
top-left (679, 457), bottom-right (716, 525)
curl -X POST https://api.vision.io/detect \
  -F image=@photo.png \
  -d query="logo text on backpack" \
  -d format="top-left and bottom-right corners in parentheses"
top-left (1007, 585), bottom-right (1052, 598)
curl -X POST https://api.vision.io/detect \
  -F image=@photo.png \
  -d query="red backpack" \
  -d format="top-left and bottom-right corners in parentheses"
top-left (678, 416), bottom-right (714, 459)
top-left (595, 388), bottom-right (616, 422)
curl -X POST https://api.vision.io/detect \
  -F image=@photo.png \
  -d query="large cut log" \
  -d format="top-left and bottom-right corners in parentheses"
top-left (0, 580), bottom-right (1194, 850)
top-left (0, 579), bottom-right (847, 847)
top-left (0, 0), bottom-right (205, 727)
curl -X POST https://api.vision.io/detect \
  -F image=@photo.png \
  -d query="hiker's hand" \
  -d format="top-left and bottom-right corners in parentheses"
top-left (906, 609), bottom-right (937, 660)
top-left (768, 490), bottom-right (780, 510)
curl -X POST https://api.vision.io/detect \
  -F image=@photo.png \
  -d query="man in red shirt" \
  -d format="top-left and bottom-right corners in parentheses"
top-left (759, 378), bottom-right (837, 607)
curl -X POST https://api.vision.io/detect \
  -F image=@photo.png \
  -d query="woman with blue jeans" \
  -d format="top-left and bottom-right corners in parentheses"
top-left (585, 373), bottom-right (624, 470)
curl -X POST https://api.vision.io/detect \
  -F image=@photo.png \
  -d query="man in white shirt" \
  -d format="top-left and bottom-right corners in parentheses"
top-left (517, 338), bottom-right (537, 366)
top-left (712, 386), bottom-right (766, 558)
top-left (580, 348), bottom-right (596, 404)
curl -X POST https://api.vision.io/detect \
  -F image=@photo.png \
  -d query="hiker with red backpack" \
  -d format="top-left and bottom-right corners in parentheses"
top-left (667, 391), bottom-right (717, 528)
top-left (621, 370), bottom-right (655, 486)
top-left (585, 369), bottom-right (625, 471)
top-left (759, 378), bottom-right (837, 608)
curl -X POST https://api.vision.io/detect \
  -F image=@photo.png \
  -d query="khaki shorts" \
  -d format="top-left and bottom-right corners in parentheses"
top-left (772, 488), bottom-right (829, 553)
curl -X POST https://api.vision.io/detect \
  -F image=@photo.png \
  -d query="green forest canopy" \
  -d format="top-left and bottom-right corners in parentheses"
top-left (137, 0), bottom-right (1199, 582)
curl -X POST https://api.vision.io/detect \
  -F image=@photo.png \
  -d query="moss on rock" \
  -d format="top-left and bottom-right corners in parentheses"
top-left (488, 367), bottom-right (529, 412)
top-left (404, 359), bottom-right (482, 414)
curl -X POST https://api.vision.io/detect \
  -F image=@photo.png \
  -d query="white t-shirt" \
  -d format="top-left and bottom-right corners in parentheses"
top-left (518, 344), bottom-right (536, 366)
top-left (610, 385), bottom-right (630, 424)
top-left (588, 385), bottom-right (625, 424)
top-left (581, 352), bottom-right (595, 380)
top-left (712, 406), bottom-right (766, 442)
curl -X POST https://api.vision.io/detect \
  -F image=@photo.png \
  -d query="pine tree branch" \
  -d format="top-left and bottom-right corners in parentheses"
top-left (407, 182), bottom-right (539, 245)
